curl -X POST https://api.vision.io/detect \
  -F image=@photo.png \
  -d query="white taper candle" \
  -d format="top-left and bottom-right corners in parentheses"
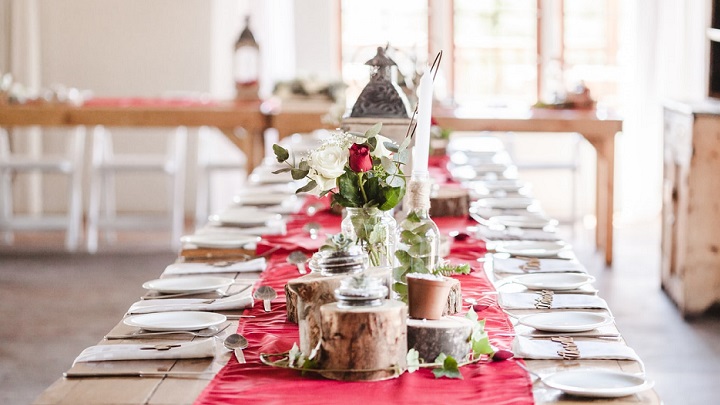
top-left (413, 66), bottom-right (433, 178)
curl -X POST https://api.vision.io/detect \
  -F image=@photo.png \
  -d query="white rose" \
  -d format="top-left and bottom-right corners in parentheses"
top-left (308, 144), bottom-right (347, 194)
top-left (307, 170), bottom-right (336, 196)
top-left (370, 134), bottom-right (395, 159)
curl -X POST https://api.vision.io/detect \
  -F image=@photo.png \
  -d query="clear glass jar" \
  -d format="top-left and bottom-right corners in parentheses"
top-left (308, 245), bottom-right (369, 276)
top-left (341, 207), bottom-right (397, 267)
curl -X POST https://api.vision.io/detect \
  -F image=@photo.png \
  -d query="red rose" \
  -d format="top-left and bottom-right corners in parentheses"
top-left (348, 143), bottom-right (372, 172)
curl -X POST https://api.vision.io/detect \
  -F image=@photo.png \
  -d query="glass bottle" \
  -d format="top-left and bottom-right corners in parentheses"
top-left (393, 174), bottom-right (441, 299)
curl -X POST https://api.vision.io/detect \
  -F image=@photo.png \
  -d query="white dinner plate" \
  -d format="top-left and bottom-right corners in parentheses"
top-left (489, 215), bottom-right (557, 229)
top-left (209, 209), bottom-right (281, 227)
top-left (142, 276), bottom-right (235, 294)
top-left (542, 369), bottom-right (654, 398)
top-left (123, 311), bottom-right (227, 332)
top-left (518, 311), bottom-right (612, 333)
top-left (476, 197), bottom-right (536, 210)
top-left (180, 234), bottom-right (260, 249)
top-left (496, 241), bottom-right (569, 258)
top-left (233, 193), bottom-right (293, 206)
top-left (513, 273), bottom-right (595, 291)
top-left (482, 179), bottom-right (526, 192)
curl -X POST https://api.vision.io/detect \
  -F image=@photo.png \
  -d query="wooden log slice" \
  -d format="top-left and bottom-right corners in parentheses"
top-left (286, 267), bottom-right (392, 355)
top-left (429, 186), bottom-right (470, 218)
top-left (318, 300), bottom-right (407, 381)
top-left (407, 316), bottom-right (474, 363)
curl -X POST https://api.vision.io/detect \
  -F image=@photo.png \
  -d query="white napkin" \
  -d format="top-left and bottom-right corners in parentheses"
top-left (512, 336), bottom-right (640, 361)
top-left (163, 258), bottom-right (266, 275)
top-left (499, 292), bottom-right (607, 310)
top-left (127, 290), bottom-right (254, 314)
top-left (493, 257), bottom-right (587, 274)
top-left (478, 226), bottom-right (561, 242)
top-left (73, 339), bottom-right (216, 364)
top-left (199, 221), bottom-right (287, 237)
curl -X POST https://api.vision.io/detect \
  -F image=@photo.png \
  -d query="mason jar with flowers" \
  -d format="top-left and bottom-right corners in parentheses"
top-left (272, 123), bottom-right (410, 267)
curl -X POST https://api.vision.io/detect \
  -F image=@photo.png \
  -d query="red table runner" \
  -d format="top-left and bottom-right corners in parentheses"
top-left (193, 206), bottom-right (533, 405)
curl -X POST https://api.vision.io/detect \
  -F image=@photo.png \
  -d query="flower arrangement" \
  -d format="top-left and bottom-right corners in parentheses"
top-left (272, 123), bottom-right (410, 265)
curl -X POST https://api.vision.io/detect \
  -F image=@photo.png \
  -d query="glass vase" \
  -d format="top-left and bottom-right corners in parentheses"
top-left (341, 207), bottom-right (397, 268)
top-left (392, 175), bottom-right (441, 300)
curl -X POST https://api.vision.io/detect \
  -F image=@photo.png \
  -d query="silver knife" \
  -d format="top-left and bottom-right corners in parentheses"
top-left (63, 371), bottom-right (214, 379)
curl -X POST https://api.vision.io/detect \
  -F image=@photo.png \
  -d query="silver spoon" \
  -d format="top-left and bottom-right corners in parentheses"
top-left (223, 333), bottom-right (249, 364)
top-left (253, 285), bottom-right (277, 312)
top-left (287, 251), bottom-right (308, 274)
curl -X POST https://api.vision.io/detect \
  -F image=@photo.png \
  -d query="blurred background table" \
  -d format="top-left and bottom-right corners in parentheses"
top-left (434, 107), bottom-right (623, 265)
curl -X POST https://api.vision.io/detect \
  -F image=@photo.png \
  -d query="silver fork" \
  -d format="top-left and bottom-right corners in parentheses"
top-left (104, 323), bottom-right (230, 340)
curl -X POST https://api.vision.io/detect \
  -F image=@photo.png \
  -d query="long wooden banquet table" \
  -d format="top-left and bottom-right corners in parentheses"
top-left (33, 144), bottom-right (656, 405)
top-left (433, 107), bottom-right (622, 266)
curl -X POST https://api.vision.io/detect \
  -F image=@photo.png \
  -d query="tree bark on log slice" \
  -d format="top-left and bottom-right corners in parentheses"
top-left (318, 300), bottom-right (407, 381)
top-left (407, 316), bottom-right (474, 362)
top-left (430, 186), bottom-right (469, 218)
top-left (445, 278), bottom-right (462, 316)
top-left (286, 267), bottom-right (392, 355)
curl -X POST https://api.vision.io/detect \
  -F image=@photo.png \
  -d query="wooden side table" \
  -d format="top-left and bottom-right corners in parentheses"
top-left (662, 99), bottom-right (720, 316)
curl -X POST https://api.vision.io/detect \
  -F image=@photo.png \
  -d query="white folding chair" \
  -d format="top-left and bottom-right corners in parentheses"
top-left (86, 126), bottom-right (187, 252)
top-left (0, 126), bottom-right (85, 251)
top-left (194, 126), bottom-right (248, 227)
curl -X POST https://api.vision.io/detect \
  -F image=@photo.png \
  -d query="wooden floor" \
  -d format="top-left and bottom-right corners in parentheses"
top-left (1, 217), bottom-right (719, 405)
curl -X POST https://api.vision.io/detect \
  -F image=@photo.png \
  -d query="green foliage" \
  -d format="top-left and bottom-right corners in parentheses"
top-left (406, 349), bottom-right (420, 373)
top-left (433, 261), bottom-right (471, 277)
top-left (273, 144), bottom-right (289, 163)
top-left (466, 307), bottom-right (494, 358)
top-left (432, 354), bottom-right (463, 379)
top-left (295, 180), bottom-right (317, 194)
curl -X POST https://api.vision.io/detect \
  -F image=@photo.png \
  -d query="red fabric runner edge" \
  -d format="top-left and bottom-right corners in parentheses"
top-left (192, 203), bottom-right (533, 405)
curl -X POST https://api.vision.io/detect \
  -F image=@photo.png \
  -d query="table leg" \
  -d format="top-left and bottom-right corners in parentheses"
top-left (588, 133), bottom-right (616, 266)
top-left (218, 126), bottom-right (264, 173)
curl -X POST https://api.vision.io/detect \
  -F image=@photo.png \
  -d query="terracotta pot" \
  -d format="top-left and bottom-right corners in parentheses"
top-left (407, 275), bottom-right (453, 320)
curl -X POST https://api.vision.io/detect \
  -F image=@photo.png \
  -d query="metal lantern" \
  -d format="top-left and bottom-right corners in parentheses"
top-left (349, 47), bottom-right (411, 118)
top-left (233, 16), bottom-right (260, 100)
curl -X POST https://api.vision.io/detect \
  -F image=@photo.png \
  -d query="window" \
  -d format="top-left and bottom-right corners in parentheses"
top-left (339, 0), bottom-right (620, 109)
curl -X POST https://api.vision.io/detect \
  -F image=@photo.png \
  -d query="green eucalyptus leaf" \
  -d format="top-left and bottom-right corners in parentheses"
top-left (295, 180), bottom-right (317, 194)
top-left (381, 156), bottom-right (396, 174)
top-left (273, 144), bottom-right (290, 163)
top-left (393, 265), bottom-right (409, 281)
top-left (291, 168), bottom-right (310, 180)
top-left (384, 141), bottom-right (399, 153)
top-left (395, 250), bottom-right (412, 265)
top-left (298, 160), bottom-right (310, 171)
top-left (364, 122), bottom-right (382, 138)
top-left (368, 136), bottom-right (377, 152)
top-left (271, 167), bottom-right (292, 174)
top-left (386, 174), bottom-right (405, 188)
top-left (406, 211), bottom-right (421, 223)
top-left (395, 149), bottom-right (410, 165)
top-left (413, 223), bottom-right (434, 234)
top-left (393, 282), bottom-right (408, 297)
